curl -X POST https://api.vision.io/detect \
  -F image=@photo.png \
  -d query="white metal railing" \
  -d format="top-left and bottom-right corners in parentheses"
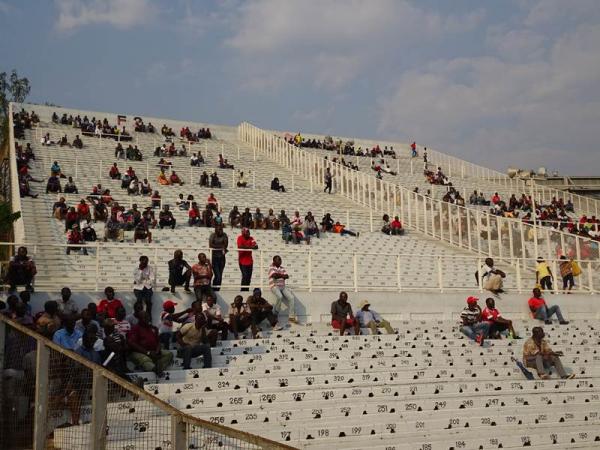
top-left (1, 241), bottom-right (597, 295)
top-left (238, 122), bottom-right (600, 272)
top-left (8, 103), bottom-right (25, 243)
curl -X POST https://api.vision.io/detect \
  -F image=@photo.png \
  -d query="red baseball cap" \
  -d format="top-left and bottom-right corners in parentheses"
top-left (163, 300), bottom-right (177, 310)
top-left (466, 296), bottom-right (479, 304)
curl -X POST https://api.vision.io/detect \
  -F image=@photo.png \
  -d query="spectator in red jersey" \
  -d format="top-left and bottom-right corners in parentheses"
top-left (482, 297), bottom-right (520, 339)
top-left (77, 199), bottom-right (91, 222)
top-left (127, 311), bottom-right (173, 376)
top-left (528, 288), bottom-right (568, 325)
top-left (390, 216), bottom-right (404, 235)
top-left (330, 291), bottom-right (360, 336)
top-left (97, 286), bottom-right (124, 320)
top-left (237, 228), bottom-right (258, 291)
top-left (109, 163), bottom-right (121, 180)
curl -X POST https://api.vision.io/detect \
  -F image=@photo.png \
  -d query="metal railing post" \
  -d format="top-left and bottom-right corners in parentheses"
top-left (91, 372), bottom-right (108, 450)
top-left (171, 415), bottom-right (187, 450)
top-left (33, 343), bottom-right (49, 450)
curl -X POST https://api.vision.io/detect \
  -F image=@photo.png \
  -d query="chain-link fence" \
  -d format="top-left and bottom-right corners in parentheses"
top-left (0, 315), bottom-right (295, 450)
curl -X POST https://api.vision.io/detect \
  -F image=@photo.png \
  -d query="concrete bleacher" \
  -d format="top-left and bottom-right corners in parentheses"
top-left (9, 104), bottom-right (600, 449)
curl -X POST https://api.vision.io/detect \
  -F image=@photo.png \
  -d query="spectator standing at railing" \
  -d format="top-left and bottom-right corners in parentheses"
top-left (166, 249), bottom-right (192, 294)
top-left (133, 255), bottom-right (156, 318)
top-left (559, 256), bottom-right (576, 293)
top-left (324, 168), bottom-right (333, 194)
top-left (5, 246), bottom-right (37, 293)
top-left (536, 258), bottom-right (554, 291)
top-left (269, 255), bottom-right (299, 325)
top-left (209, 225), bottom-right (228, 291)
top-left (191, 252), bottom-right (213, 301)
top-left (237, 228), bottom-right (257, 291)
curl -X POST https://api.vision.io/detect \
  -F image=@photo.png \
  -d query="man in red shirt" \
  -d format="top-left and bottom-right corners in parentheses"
top-left (482, 297), bottom-right (519, 338)
top-left (528, 288), bottom-right (568, 325)
top-left (127, 311), bottom-right (173, 376)
top-left (237, 228), bottom-right (258, 291)
top-left (97, 286), bottom-right (124, 319)
top-left (390, 216), bottom-right (404, 235)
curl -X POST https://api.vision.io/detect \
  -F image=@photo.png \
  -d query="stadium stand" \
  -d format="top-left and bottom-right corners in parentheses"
top-left (2, 103), bottom-right (600, 449)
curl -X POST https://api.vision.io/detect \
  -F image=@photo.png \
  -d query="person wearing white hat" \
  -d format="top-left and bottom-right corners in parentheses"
top-left (355, 300), bottom-right (394, 335)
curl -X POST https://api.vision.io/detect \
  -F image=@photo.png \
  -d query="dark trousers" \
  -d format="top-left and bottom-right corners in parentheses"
top-left (324, 181), bottom-right (332, 193)
top-left (239, 263), bottom-right (253, 291)
top-left (562, 274), bottom-right (574, 290)
top-left (177, 344), bottom-right (212, 369)
top-left (134, 288), bottom-right (153, 315)
top-left (540, 276), bottom-right (553, 291)
top-left (212, 254), bottom-right (226, 291)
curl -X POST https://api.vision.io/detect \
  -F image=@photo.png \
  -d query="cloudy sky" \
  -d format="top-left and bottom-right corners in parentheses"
top-left (1, 0), bottom-right (600, 175)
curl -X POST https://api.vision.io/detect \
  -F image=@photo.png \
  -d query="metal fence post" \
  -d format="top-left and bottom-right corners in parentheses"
top-left (353, 254), bottom-right (358, 292)
top-left (91, 372), bottom-right (108, 450)
top-left (33, 343), bottom-right (49, 450)
top-left (171, 415), bottom-right (187, 450)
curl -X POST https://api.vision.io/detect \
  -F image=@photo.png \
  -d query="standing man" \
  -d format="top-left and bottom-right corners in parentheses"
top-left (355, 300), bottom-right (394, 334)
top-left (191, 253), bottom-right (213, 302)
top-left (324, 167), bottom-right (333, 194)
top-left (166, 250), bottom-right (191, 294)
top-left (535, 257), bottom-right (554, 292)
top-left (133, 255), bottom-right (156, 318)
top-left (330, 291), bottom-right (360, 336)
top-left (209, 224), bottom-right (228, 291)
top-left (523, 327), bottom-right (575, 379)
top-left (237, 228), bottom-right (258, 291)
top-left (268, 255), bottom-right (299, 325)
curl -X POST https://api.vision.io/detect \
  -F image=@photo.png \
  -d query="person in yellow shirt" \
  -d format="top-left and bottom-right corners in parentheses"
top-left (523, 327), bottom-right (574, 379)
top-left (157, 170), bottom-right (170, 186)
top-left (535, 257), bottom-right (554, 291)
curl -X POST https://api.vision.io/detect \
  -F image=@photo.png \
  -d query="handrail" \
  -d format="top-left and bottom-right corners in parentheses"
top-left (0, 314), bottom-right (296, 449)
top-left (8, 103), bottom-right (25, 243)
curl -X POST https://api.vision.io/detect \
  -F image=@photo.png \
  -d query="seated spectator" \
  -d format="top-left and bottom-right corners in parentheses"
top-left (188, 202), bottom-right (201, 226)
top-left (381, 214), bottom-right (392, 235)
top-left (139, 178), bottom-right (151, 196)
top-left (127, 311), bottom-right (173, 376)
top-left (190, 153), bottom-right (201, 166)
top-left (206, 193), bottom-right (219, 211)
top-left (304, 212), bottom-right (320, 238)
top-left (330, 291), bottom-right (360, 336)
top-left (281, 217), bottom-right (293, 244)
top-left (219, 154), bottom-right (234, 169)
top-left (166, 250), bottom-right (192, 294)
top-left (133, 218), bottom-right (152, 243)
top-left (176, 313), bottom-right (212, 370)
top-left (170, 171), bottom-right (184, 186)
top-left (266, 208), bottom-right (280, 230)
top-left (390, 216), bottom-right (404, 235)
top-left (210, 172), bottom-right (221, 188)
top-left (460, 296), bottom-right (488, 345)
top-left (269, 255), bottom-right (299, 325)
top-left (102, 319), bottom-right (130, 379)
top-left (104, 212), bottom-right (124, 242)
top-left (199, 171), bottom-right (209, 187)
top-left (77, 199), bottom-right (91, 221)
top-left (321, 213), bottom-right (334, 232)
top-left (332, 221), bottom-right (359, 237)
top-left (229, 206), bottom-right (241, 228)
top-left (151, 190), bottom-right (161, 208)
top-left (536, 257), bottom-right (554, 291)
top-left (202, 294), bottom-right (229, 341)
top-left (81, 221), bottom-right (97, 242)
top-left (240, 207), bottom-right (253, 228)
top-left (248, 288), bottom-right (281, 338)
top-left (109, 163), bottom-right (121, 180)
top-left (51, 161), bottom-right (64, 177)
top-left (192, 252), bottom-right (213, 302)
top-left (477, 257), bottom-right (505, 294)
top-left (528, 288), bottom-right (568, 324)
top-left (53, 197), bottom-right (68, 220)
top-left (469, 190), bottom-right (478, 205)
top-left (66, 224), bottom-right (88, 255)
top-left (236, 171), bottom-right (247, 188)
top-left (271, 177), bottom-right (285, 192)
top-left (19, 290), bottom-right (32, 316)
top-left (229, 295), bottom-right (251, 339)
top-left (46, 175), bottom-right (62, 193)
top-left (72, 135), bottom-right (83, 149)
top-left (1, 294), bottom-right (19, 318)
top-left (355, 300), bottom-right (394, 334)
top-left (491, 192), bottom-right (501, 204)
top-left (75, 330), bottom-right (102, 364)
top-left (159, 205), bottom-right (176, 229)
top-left (482, 297), bottom-right (520, 339)
top-left (159, 300), bottom-right (190, 349)
top-left (253, 208), bottom-right (266, 229)
top-left (523, 327), bottom-right (575, 379)
top-left (52, 317), bottom-right (83, 350)
top-left (64, 176), bottom-right (79, 194)
top-left (157, 170), bottom-right (170, 186)
top-left (75, 308), bottom-right (101, 335)
top-left (128, 177), bottom-right (140, 195)
top-left (65, 206), bottom-right (79, 232)
top-left (126, 301), bottom-right (144, 327)
top-left (97, 286), bottom-right (123, 320)
top-left (36, 300), bottom-right (61, 337)
top-left (5, 246), bottom-right (36, 292)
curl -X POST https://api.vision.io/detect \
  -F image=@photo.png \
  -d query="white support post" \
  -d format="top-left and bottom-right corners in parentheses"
top-left (91, 372), bottom-right (108, 450)
top-left (75, 156), bottom-right (78, 180)
top-left (237, 145), bottom-right (240, 160)
top-left (353, 254), bottom-right (358, 292)
top-left (253, 171), bottom-right (256, 190)
top-left (437, 256), bottom-right (444, 292)
top-left (308, 251), bottom-right (312, 292)
top-left (396, 255), bottom-right (402, 292)
top-left (34, 344), bottom-right (50, 450)
top-left (98, 159), bottom-right (103, 182)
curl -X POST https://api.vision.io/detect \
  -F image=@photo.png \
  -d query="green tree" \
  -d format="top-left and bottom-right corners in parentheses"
top-left (0, 201), bottom-right (20, 236)
top-left (0, 69), bottom-right (31, 116)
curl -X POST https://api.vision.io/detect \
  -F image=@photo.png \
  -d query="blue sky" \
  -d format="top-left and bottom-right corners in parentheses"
top-left (1, 0), bottom-right (600, 175)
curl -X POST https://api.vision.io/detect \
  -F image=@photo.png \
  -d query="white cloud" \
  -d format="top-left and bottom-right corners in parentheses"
top-left (55, 0), bottom-right (157, 32)
top-left (377, 23), bottom-right (600, 174)
top-left (223, 0), bottom-right (484, 91)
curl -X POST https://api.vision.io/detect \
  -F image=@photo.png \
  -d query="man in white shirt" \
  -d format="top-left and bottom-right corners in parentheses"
top-left (268, 255), bottom-right (299, 325)
top-left (355, 300), bottom-right (394, 335)
top-left (202, 295), bottom-right (229, 341)
top-left (133, 255), bottom-right (156, 319)
top-left (478, 257), bottom-right (506, 295)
